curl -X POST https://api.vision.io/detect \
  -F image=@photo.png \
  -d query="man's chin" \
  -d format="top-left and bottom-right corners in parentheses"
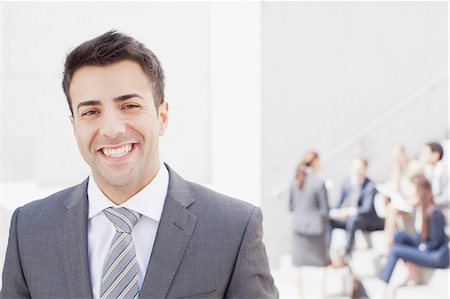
top-left (94, 170), bottom-right (138, 189)
top-left (104, 176), bottom-right (137, 188)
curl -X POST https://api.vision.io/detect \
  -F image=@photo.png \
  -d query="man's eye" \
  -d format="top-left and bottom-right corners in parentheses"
top-left (81, 110), bottom-right (98, 116)
top-left (122, 104), bottom-right (140, 110)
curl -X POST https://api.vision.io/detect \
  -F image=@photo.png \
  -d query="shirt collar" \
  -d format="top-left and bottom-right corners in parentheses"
top-left (350, 176), bottom-right (364, 188)
top-left (425, 160), bottom-right (445, 177)
top-left (87, 161), bottom-right (169, 222)
top-left (434, 160), bottom-right (445, 175)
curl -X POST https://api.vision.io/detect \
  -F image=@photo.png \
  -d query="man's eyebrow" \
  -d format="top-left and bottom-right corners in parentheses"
top-left (76, 94), bottom-right (143, 111)
top-left (113, 93), bottom-right (143, 102)
top-left (77, 100), bottom-right (100, 111)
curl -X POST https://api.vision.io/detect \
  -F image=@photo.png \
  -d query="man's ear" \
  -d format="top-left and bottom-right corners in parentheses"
top-left (158, 102), bottom-right (169, 136)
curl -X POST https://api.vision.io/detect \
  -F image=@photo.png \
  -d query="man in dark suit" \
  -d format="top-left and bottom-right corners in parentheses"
top-left (329, 157), bottom-right (384, 266)
top-left (1, 31), bottom-right (278, 298)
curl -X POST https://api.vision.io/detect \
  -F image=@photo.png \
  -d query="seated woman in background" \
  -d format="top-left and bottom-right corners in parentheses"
top-left (379, 173), bottom-right (449, 291)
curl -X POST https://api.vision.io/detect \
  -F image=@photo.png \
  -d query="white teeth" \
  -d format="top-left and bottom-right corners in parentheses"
top-left (102, 144), bottom-right (132, 158)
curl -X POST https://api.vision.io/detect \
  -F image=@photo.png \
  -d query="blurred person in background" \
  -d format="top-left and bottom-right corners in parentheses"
top-left (420, 142), bottom-right (448, 211)
top-left (289, 151), bottom-right (330, 298)
top-left (329, 157), bottom-right (384, 267)
top-left (379, 173), bottom-right (449, 295)
top-left (379, 146), bottom-right (423, 255)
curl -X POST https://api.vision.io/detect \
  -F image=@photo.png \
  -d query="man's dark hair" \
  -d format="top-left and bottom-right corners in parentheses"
top-left (426, 142), bottom-right (444, 161)
top-left (62, 30), bottom-right (165, 115)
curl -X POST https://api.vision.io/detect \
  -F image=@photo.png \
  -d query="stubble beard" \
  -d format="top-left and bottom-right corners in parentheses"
top-left (95, 163), bottom-right (144, 189)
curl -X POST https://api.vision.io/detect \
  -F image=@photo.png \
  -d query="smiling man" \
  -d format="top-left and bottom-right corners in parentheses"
top-left (1, 31), bottom-right (278, 299)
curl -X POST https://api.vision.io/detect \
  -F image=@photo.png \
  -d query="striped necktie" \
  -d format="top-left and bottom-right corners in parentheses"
top-left (101, 207), bottom-right (141, 299)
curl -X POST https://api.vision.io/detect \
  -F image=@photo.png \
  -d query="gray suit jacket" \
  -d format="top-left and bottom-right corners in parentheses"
top-left (289, 174), bottom-right (329, 235)
top-left (1, 165), bottom-right (278, 299)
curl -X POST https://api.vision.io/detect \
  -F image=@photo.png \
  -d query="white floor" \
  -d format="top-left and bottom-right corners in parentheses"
top-left (272, 230), bottom-right (450, 298)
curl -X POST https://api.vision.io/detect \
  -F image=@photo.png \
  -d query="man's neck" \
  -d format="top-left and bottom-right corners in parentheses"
top-left (93, 164), bottom-right (161, 205)
top-left (430, 160), bottom-right (439, 167)
top-left (351, 176), bottom-right (364, 186)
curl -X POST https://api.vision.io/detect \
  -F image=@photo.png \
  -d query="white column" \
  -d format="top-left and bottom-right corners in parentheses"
top-left (209, 2), bottom-right (261, 205)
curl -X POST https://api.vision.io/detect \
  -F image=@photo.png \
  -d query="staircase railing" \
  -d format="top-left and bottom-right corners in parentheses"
top-left (271, 72), bottom-right (448, 198)
top-left (321, 72), bottom-right (448, 163)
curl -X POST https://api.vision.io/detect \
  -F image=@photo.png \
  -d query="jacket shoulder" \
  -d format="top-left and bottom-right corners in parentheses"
top-left (185, 181), bottom-right (257, 223)
top-left (15, 182), bottom-right (86, 224)
top-left (307, 173), bottom-right (326, 188)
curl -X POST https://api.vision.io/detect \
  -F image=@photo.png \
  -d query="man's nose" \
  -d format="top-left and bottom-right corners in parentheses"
top-left (99, 111), bottom-right (126, 139)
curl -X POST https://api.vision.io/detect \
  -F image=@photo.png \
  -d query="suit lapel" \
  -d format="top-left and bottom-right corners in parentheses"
top-left (358, 177), bottom-right (369, 204)
top-left (139, 166), bottom-right (198, 298)
top-left (57, 179), bottom-right (93, 298)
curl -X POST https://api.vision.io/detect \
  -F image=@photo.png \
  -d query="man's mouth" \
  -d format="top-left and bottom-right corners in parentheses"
top-left (100, 143), bottom-right (135, 158)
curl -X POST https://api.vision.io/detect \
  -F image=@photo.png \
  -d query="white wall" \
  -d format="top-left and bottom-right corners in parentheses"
top-left (1, 2), bottom-right (262, 203)
top-left (261, 1), bottom-right (448, 267)
top-left (0, 2), bottom-right (263, 275)
top-left (1, 2), bottom-right (211, 187)
top-left (209, 2), bottom-right (261, 204)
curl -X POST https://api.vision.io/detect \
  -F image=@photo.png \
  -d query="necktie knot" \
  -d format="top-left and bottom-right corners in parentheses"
top-left (103, 207), bottom-right (141, 234)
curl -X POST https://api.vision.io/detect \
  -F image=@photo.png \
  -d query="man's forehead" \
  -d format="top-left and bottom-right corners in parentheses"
top-left (71, 60), bottom-right (145, 79)
top-left (69, 60), bottom-right (153, 100)
top-left (421, 146), bottom-right (432, 153)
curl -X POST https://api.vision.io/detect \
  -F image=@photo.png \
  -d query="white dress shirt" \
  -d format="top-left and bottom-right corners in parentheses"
top-left (424, 160), bottom-right (448, 206)
top-left (87, 161), bottom-right (169, 299)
